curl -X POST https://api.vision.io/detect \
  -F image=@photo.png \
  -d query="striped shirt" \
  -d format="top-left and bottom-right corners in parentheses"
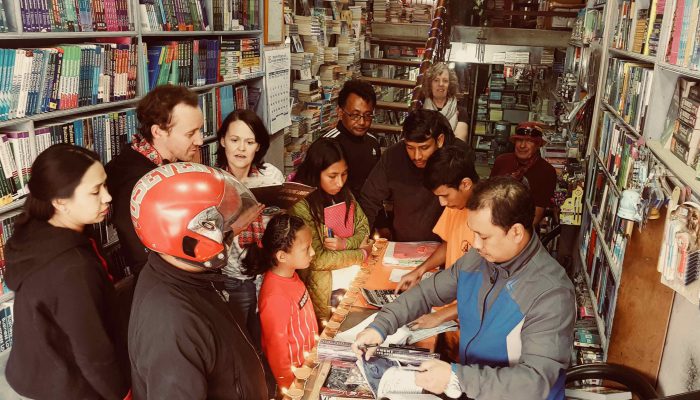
top-left (259, 271), bottom-right (318, 388)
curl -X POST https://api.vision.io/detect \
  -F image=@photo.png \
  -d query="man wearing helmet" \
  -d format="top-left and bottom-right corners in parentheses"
top-left (490, 122), bottom-right (557, 226)
top-left (106, 85), bottom-right (204, 274)
top-left (127, 163), bottom-right (268, 400)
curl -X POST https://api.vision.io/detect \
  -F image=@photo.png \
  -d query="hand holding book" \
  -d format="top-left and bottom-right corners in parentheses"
top-left (351, 328), bottom-right (384, 360)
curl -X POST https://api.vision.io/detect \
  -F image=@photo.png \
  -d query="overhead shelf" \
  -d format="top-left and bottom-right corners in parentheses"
top-left (450, 26), bottom-right (571, 48)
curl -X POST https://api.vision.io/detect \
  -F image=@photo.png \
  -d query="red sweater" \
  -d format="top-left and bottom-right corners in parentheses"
top-left (259, 271), bottom-right (318, 388)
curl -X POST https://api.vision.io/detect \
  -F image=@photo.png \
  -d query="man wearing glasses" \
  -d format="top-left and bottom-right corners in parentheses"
top-left (322, 79), bottom-right (381, 198)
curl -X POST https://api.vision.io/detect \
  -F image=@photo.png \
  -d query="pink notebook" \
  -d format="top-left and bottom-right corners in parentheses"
top-left (324, 202), bottom-right (355, 238)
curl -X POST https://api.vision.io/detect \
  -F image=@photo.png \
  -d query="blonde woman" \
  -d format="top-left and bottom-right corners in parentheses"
top-left (422, 62), bottom-right (468, 141)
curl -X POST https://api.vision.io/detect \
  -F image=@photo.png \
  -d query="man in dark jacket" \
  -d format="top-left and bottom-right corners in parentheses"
top-left (322, 79), bottom-right (381, 198)
top-left (106, 84), bottom-right (203, 274)
top-left (359, 109), bottom-right (455, 241)
top-left (128, 162), bottom-right (267, 400)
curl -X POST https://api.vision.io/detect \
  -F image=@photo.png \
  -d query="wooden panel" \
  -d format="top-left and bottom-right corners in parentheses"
top-left (369, 122), bottom-right (403, 134)
top-left (375, 100), bottom-right (410, 112)
top-left (606, 214), bottom-right (674, 386)
top-left (360, 58), bottom-right (422, 67)
top-left (450, 26), bottom-right (572, 47)
top-left (369, 38), bottom-right (428, 47)
top-left (370, 22), bottom-right (431, 41)
top-left (357, 76), bottom-right (416, 88)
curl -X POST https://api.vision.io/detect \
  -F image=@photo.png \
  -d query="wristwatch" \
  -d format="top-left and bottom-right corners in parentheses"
top-left (445, 365), bottom-right (463, 399)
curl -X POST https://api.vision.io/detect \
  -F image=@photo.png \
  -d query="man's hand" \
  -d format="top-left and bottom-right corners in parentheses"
top-left (415, 359), bottom-right (452, 394)
top-left (407, 312), bottom-right (443, 330)
top-left (230, 203), bottom-right (265, 236)
top-left (351, 328), bottom-right (383, 360)
top-left (395, 268), bottom-right (424, 293)
top-left (323, 237), bottom-right (346, 251)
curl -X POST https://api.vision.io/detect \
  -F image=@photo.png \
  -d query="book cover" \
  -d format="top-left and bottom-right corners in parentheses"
top-left (324, 202), bottom-right (355, 239)
top-left (565, 386), bottom-right (632, 399)
top-left (383, 241), bottom-right (441, 267)
top-left (249, 181), bottom-right (315, 210)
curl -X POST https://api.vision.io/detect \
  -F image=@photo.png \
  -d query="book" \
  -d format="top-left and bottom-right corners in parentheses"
top-left (356, 358), bottom-right (440, 400)
top-left (249, 181), bottom-right (315, 209)
top-left (321, 360), bottom-right (374, 399)
top-left (317, 339), bottom-right (438, 366)
top-left (324, 202), bottom-right (355, 238)
top-left (383, 241), bottom-right (441, 267)
top-left (565, 386), bottom-right (632, 399)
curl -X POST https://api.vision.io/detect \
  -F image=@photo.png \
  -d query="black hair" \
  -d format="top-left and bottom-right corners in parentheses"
top-left (15, 144), bottom-right (101, 229)
top-left (424, 145), bottom-right (480, 191)
top-left (338, 79), bottom-right (377, 108)
top-left (242, 214), bottom-right (307, 276)
top-left (402, 109), bottom-right (456, 144)
top-left (466, 176), bottom-right (534, 234)
top-left (292, 138), bottom-right (353, 224)
top-left (215, 109), bottom-right (270, 172)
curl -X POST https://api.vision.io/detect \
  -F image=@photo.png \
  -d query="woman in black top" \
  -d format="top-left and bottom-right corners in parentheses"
top-left (4, 144), bottom-right (129, 400)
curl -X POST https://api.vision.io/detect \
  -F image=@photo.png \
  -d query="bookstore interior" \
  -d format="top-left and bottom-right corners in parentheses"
top-left (0, 0), bottom-right (699, 399)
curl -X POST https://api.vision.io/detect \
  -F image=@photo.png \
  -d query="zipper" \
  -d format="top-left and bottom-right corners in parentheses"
top-left (462, 268), bottom-right (499, 363)
top-left (210, 282), bottom-right (266, 396)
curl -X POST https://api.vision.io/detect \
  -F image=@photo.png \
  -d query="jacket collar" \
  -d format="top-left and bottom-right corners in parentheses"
top-left (147, 252), bottom-right (226, 290)
top-left (485, 233), bottom-right (541, 279)
top-left (336, 121), bottom-right (364, 143)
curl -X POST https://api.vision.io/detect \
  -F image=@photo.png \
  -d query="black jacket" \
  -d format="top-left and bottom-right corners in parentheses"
top-left (359, 142), bottom-right (443, 242)
top-left (4, 218), bottom-right (129, 400)
top-left (129, 253), bottom-right (267, 400)
top-left (323, 123), bottom-right (381, 198)
top-left (105, 146), bottom-right (158, 273)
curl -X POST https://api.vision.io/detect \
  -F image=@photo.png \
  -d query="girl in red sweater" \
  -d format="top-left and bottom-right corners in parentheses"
top-left (243, 214), bottom-right (319, 391)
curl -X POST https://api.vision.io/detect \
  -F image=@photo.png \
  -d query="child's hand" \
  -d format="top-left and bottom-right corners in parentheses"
top-left (230, 203), bottom-right (265, 236)
top-left (323, 237), bottom-right (347, 251)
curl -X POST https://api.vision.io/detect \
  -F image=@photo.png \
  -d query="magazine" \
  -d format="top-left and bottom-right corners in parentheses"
top-left (356, 358), bottom-right (440, 400)
top-left (333, 312), bottom-right (458, 346)
top-left (317, 339), bottom-right (438, 366)
top-left (321, 360), bottom-right (374, 399)
top-left (383, 242), bottom-right (441, 267)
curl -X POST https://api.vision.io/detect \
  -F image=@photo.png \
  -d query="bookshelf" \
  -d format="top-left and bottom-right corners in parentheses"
top-left (579, 0), bottom-right (700, 384)
top-left (0, 0), bottom-right (273, 379)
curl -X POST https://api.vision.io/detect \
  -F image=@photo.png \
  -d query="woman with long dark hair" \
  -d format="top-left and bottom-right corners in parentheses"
top-left (4, 143), bottom-right (129, 400)
top-left (289, 138), bottom-right (371, 322)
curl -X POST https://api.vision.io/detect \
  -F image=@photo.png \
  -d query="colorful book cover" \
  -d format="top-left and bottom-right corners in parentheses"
top-left (324, 202), bottom-right (355, 238)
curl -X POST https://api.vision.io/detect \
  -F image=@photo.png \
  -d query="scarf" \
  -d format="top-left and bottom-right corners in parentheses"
top-left (423, 97), bottom-right (459, 131)
top-left (233, 165), bottom-right (266, 248)
top-left (131, 134), bottom-right (165, 166)
top-left (510, 152), bottom-right (541, 183)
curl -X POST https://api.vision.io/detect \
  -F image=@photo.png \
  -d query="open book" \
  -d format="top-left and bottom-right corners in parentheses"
top-left (356, 358), bottom-right (440, 400)
top-left (249, 181), bottom-right (315, 209)
top-left (333, 311), bottom-right (458, 346)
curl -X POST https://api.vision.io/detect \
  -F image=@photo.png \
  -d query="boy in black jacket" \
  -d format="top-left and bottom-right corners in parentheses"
top-left (128, 162), bottom-right (267, 400)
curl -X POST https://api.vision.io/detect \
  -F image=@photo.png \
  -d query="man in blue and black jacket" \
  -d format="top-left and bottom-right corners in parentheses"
top-left (353, 176), bottom-right (575, 400)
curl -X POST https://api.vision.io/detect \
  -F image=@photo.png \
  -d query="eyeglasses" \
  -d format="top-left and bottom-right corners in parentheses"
top-left (340, 108), bottom-right (375, 122)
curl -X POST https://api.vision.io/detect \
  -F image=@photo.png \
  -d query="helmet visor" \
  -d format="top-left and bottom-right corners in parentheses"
top-left (217, 173), bottom-right (260, 233)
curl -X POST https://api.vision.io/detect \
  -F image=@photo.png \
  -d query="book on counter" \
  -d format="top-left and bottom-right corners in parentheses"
top-left (565, 386), bottom-right (632, 399)
top-left (357, 358), bottom-right (440, 399)
top-left (383, 241), bottom-right (441, 267)
top-left (249, 182), bottom-right (315, 210)
top-left (317, 339), bottom-right (438, 366)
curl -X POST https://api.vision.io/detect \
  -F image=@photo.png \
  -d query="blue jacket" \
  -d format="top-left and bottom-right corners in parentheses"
top-left (370, 234), bottom-right (575, 399)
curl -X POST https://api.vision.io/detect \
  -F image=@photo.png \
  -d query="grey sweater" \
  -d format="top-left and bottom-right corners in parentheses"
top-left (369, 234), bottom-right (575, 400)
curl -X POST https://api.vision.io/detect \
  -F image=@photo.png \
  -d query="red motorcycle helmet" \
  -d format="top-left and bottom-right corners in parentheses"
top-left (130, 162), bottom-right (258, 270)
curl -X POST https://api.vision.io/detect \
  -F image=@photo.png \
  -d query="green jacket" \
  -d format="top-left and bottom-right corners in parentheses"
top-left (288, 198), bottom-right (370, 321)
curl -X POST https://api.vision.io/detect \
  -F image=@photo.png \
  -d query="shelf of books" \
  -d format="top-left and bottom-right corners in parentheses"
top-left (580, 0), bottom-right (700, 369)
top-left (281, 0), bottom-right (368, 175)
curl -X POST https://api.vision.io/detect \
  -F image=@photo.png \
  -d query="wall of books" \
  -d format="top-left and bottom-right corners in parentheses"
top-left (281, 0), bottom-right (367, 176)
top-left (0, 0), bottom-right (268, 373)
top-left (579, 0), bottom-right (700, 385)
